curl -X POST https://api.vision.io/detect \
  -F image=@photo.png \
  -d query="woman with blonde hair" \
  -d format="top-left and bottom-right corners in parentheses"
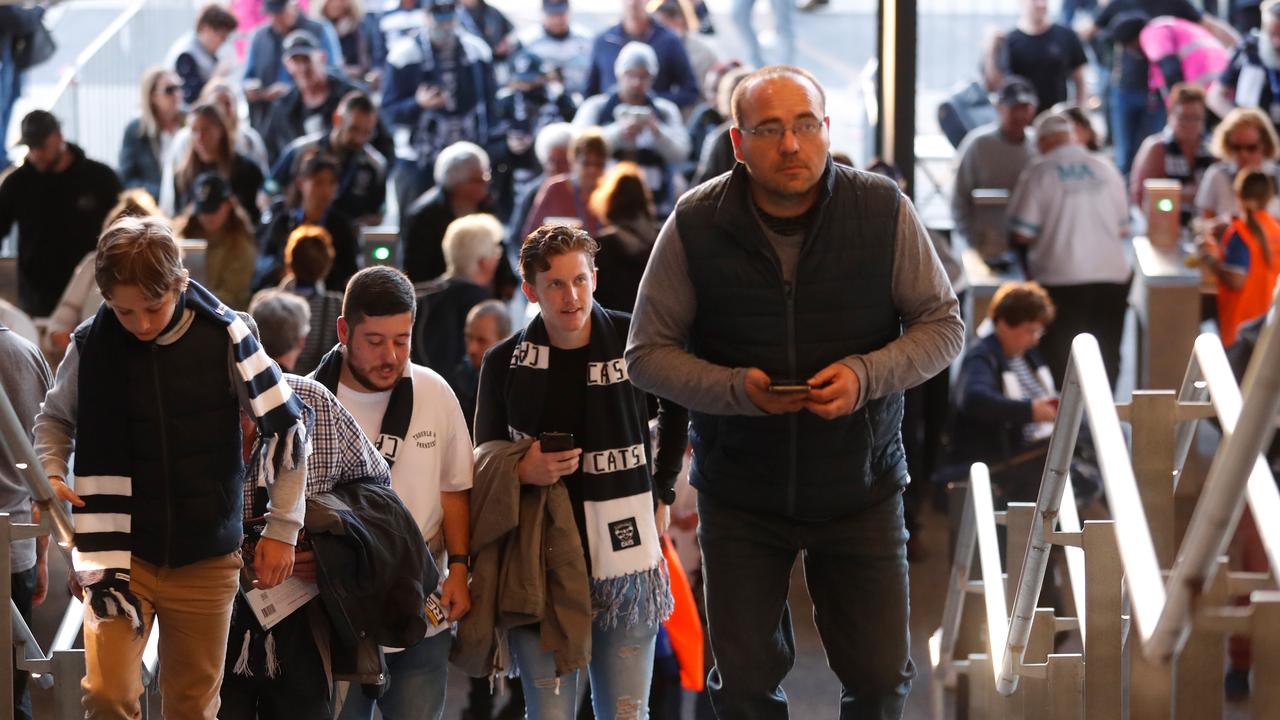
top-left (160, 80), bottom-right (270, 210)
top-left (312, 0), bottom-right (381, 88)
top-left (1195, 106), bottom-right (1280, 220)
top-left (120, 67), bottom-right (184, 200)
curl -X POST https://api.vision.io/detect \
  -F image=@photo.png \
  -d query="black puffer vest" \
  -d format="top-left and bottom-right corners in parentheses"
top-left (675, 161), bottom-right (907, 521)
top-left (77, 314), bottom-right (246, 567)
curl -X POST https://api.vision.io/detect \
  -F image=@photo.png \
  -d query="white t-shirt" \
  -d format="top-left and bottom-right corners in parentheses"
top-left (1194, 160), bottom-right (1280, 219)
top-left (1007, 143), bottom-right (1132, 286)
top-left (336, 363), bottom-right (473, 641)
top-left (335, 363), bottom-right (474, 544)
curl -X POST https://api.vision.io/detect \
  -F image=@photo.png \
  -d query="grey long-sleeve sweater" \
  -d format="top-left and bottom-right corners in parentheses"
top-left (625, 193), bottom-right (965, 417)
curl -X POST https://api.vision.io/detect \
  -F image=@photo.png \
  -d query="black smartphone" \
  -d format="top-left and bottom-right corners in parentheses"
top-left (767, 383), bottom-right (811, 394)
top-left (539, 432), bottom-right (575, 452)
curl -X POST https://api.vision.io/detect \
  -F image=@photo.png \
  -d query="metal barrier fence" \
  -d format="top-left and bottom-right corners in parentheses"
top-left (934, 296), bottom-right (1280, 717)
top-left (46, 0), bottom-right (197, 167)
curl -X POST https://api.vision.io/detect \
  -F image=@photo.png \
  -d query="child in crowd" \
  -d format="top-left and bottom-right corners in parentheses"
top-left (1199, 169), bottom-right (1280, 346)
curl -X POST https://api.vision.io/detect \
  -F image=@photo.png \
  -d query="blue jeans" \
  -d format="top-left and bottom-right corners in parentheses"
top-left (698, 489), bottom-right (913, 720)
top-left (1110, 86), bottom-right (1165, 176)
top-left (509, 603), bottom-right (659, 719)
top-left (337, 631), bottom-right (451, 720)
top-left (731, 0), bottom-right (795, 68)
top-left (0, 42), bottom-right (22, 161)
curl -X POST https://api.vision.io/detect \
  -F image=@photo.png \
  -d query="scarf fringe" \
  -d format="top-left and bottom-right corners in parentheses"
top-left (233, 630), bottom-right (253, 677)
top-left (84, 585), bottom-right (145, 638)
top-left (590, 563), bottom-right (673, 631)
top-left (264, 631), bottom-right (281, 678)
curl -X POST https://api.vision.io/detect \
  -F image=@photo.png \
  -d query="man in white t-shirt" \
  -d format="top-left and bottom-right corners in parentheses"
top-left (310, 266), bottom-right (473, 720)
top-left (1008, 111), bottom-right (1133, 387)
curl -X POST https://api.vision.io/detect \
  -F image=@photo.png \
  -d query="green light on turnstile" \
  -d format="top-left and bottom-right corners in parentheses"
top-left (372, 246), bottom-right (391, 262)
top-left (1157, 198), bottom-right (1174, 213)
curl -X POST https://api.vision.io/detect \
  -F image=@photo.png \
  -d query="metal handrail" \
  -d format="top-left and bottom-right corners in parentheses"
top-left (0, 382), bottom-right (75, 552)
top-left (1144, 312), bottom-right (1280, 659)
top-left (996, 333), bottom-right (1161, 694)
top-left (46, 0), bottom-right (148, 112)
top-left (970, 463), bottom-right (1009, 686)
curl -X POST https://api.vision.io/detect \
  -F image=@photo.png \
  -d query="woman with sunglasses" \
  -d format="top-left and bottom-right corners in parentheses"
top-left (1195, 106), bottom-right (1280, 222)
top-left (119, 67), bottom-right (185, 201)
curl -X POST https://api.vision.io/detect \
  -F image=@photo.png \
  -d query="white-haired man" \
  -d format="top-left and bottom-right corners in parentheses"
top-left (401, 141), bottom-right (494, 283)
top-left (411, 213), bottom-right (504, 373)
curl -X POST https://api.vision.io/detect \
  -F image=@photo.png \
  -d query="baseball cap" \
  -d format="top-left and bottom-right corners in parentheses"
top-left (14, 110), bottom-right (59, 149)
top-left (263, 0), bottom-right (288, 14)
top-left (997, 76), bottom-right (1039, 108)
top-left (283, 29), bottom-right (321, 57)
top-left (192, 172), bottom-right (233, 214)
top-left (543, 0), bottom-right (569, 12)
top-left (427, 0), bottom-right (456, 18)
top-left (1033, 112), bottom-right (1073, 139)
top-left (511, 52), bottom-right (546, 83)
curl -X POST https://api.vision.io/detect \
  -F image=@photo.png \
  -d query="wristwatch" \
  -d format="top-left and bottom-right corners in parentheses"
top-left (447, 554), bottom-right (472, 570)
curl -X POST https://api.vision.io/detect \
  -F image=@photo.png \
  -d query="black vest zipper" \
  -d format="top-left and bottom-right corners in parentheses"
top-left (151, 345), bottom-right (173, 566)
top-left (784, 280), bottom-right (799, 517)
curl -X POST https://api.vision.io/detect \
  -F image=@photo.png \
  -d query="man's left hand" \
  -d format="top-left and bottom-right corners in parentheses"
top-left (253, 538), bottom-right (295, 590)
top-left (440, 569), bottom-right (471, 622)
top-left (33, 555), bottom-right (47, 607)
top-left (804, 362), bottom-right (861, 419)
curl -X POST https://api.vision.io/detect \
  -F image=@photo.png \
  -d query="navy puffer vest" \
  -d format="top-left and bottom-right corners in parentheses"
top-left (676, 161), bottom-right (907, 521)
top-left (75, 314), bottom-right (246, 567)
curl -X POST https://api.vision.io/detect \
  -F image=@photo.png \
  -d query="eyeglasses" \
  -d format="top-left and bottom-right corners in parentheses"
top-left (1229, 141), bottom-right (1262, 154)
top-left (738, 118), bottom-right (826, 142)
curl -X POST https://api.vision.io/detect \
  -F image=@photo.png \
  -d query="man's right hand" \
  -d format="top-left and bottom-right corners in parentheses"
top-left (48, 476), bottom-right (85, 508)
top-left (517, 441), bottom-right (582, 486)
top-left (744, 368), bottom-right (808, 415)
top-left (1031, 397), bottom-right (1059, 423)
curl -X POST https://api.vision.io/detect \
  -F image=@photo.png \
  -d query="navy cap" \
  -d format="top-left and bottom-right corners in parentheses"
top-left (427, 0), bottom-right (456, 18)
top-left (283, 29), bottom-right (321, 57)
top-left (192, 172), bottom-right (232, 214)
top-left (997, 76), bottom-right (1039, 107)
top-left (543, 0), bottom-right (569, 11)
top-left (14, 110), bottom-right (59, 148)
top-left (263, 0), bottom-right (288, 14)
top-left (511, 52), bottom-right (546, 83)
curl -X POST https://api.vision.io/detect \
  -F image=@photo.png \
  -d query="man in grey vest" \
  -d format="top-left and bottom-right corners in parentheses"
top-left (626, 66), bottom-right (964, 718)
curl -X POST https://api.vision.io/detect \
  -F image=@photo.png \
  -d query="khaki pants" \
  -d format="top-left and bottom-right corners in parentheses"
top-left (82, 551), bottom-right (242, 719)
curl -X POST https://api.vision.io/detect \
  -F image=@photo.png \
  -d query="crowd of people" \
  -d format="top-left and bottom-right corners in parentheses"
top-left (0, 0), bottom-right (1278, 716)
top-left (0, 0), bottom-right (966, 716)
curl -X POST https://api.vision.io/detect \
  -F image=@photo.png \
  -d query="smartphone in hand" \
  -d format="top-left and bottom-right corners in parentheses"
top-left (539, 432), bottom-right (575, 452)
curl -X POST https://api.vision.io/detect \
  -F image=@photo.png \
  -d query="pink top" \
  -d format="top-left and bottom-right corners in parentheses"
top-left (1140, 16), bottom-right (1228, 93)
top-left (522, 174), bottom-right (603, 241)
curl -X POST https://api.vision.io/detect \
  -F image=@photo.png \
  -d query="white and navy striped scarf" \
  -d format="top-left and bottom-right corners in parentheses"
top-left (73, 281), bottom-right (307, 633)
top-left (503, 303), bottom-right (671, 629)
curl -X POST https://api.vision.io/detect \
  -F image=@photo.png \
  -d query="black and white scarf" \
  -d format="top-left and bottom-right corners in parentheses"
top-left (311, 344), bottom-right (415, 467)
top-left (504, 303), bottom-right (671, 629)
top-left (73, 281), bottom-right (308, 633)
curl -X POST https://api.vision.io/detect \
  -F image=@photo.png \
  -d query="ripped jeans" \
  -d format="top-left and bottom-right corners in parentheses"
top-left (509, 612), bottom-right (658, 720)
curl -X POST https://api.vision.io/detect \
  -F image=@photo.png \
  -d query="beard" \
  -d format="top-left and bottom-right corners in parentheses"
top-left (346, 359), bottom-right (402, 392)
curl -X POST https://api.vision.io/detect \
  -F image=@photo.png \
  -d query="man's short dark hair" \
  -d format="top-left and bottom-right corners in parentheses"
top-left (338, 90), bottom-right (377, 117)
top-left (196, 3), bottom-right (238, 32)
top-left (730, 65), bottom-right (826, 127)
top-left (519, 224), bottom-right (599, 284)
top-left (299, 152), bottom-right (340, 180)
top-left (342, 266), bottom-right (416, 327)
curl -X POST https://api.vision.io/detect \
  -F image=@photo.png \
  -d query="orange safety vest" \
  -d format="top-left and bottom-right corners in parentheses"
top-left (661, 535), bottom-right (705, 692)
top-left (1218, 211), bottom-right (1280, 347)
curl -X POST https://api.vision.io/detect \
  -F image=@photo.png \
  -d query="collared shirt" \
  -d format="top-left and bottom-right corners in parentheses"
top-left (244, 373), bottom-right (391, 519)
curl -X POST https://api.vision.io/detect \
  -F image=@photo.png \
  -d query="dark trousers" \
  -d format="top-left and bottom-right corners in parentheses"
top-left (219, 601), bottom-right (331, 720)
top-left (11, 567), bottom-right (34, 720)
top-left (698, 490), bottom-right (914, 719)
top-left (1040, 280), bottom-right (1130, 390)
